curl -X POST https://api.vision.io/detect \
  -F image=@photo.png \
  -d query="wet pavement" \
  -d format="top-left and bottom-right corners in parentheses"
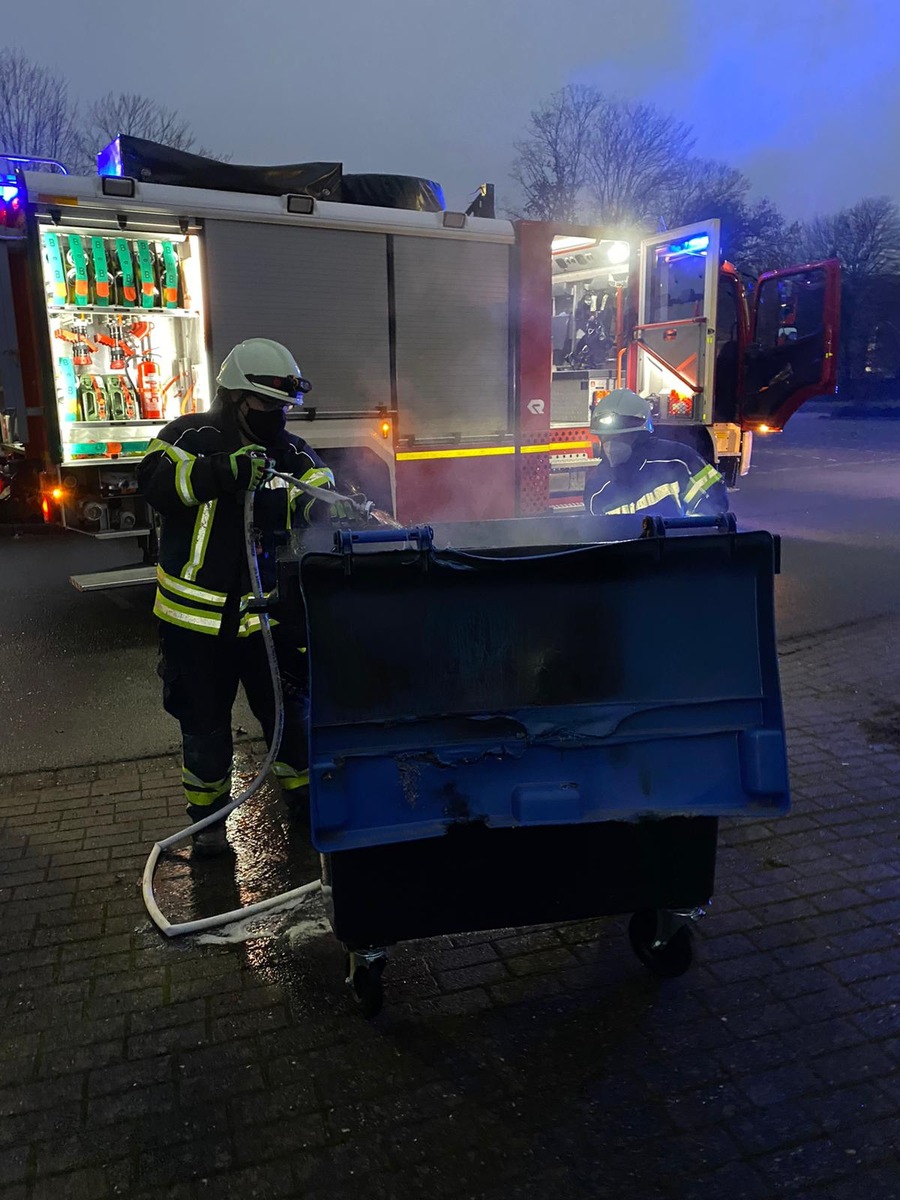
top-left (1, 613), bottom-right (899, 1199)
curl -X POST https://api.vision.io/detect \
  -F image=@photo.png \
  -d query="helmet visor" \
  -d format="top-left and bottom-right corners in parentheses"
top-left (591, 412), bottom-right (646, 435)
top-left (245, 373), bottom-right (312, 401)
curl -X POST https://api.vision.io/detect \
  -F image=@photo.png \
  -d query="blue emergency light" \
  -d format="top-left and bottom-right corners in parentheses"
top-left (97, 139), bottom-right (123, 178)
top-left (0, 186), bottom-right (21, 229)
top-left (663, 234), bottom-right (710, 257)
top-left (0, 168), bottom-right (23, 226)
top-left (0, 154), bottom-right (67, 226)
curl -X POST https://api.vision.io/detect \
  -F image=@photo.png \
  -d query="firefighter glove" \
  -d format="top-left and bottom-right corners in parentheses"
top-left (228, 445), bottom-right (272, 491)
top-left (330, 498), bottom-right (359, 520)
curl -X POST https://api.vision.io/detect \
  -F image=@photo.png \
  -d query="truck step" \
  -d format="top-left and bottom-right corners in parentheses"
top-left (70, 564), bottom-right (155, 592)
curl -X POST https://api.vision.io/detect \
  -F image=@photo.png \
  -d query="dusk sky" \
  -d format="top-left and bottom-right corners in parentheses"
top-left (10, 0), bottom-right (899, 218)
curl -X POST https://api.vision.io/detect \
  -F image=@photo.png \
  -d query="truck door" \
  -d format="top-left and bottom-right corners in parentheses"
top-left (742, 259), bottom-right (841, 431)
top-left (634, 221), bottom-right (721, 425)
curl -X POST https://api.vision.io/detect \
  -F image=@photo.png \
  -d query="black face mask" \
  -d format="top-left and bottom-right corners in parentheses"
top-left (603, 438), bottom-right (634, 468)
top-left (243, 405), bottom-right (286, 444)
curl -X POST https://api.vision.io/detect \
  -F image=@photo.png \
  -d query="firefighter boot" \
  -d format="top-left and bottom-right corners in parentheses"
top-left (187, 802), bottom-right (232, 857)
top-left (281, 782), bottom-right (310, 822)
top-left (273, 764), bottom-right (310, 821)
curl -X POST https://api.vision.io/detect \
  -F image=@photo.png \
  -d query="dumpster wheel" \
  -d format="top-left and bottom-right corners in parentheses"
top-left (346, 952), bottom-right (387, 1018)
top-left (628, 909), bottom-right (694, 978)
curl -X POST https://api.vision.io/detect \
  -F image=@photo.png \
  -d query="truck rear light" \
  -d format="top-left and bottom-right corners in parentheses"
top-left (667, 390), bottom-right (692, 418)
top-left (380, 420), bottom-right (391, 439)
top-left (41, 486), bottom-right (67, 518)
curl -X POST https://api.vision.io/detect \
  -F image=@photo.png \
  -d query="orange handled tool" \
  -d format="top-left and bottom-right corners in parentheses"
top-left (96, 334), bottom-right (136, 370)
top-left (53, 327), bottom-right (98, 367)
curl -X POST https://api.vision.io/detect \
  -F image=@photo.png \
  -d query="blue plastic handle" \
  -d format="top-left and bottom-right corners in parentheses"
top-left (335, 525), bottom-right (434, 552)
top-left (660, 515), bottom-right (735, 530)
top-left (643, 514), bottom-right (737, 534)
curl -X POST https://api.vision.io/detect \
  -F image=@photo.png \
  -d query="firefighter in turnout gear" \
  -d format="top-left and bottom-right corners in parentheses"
top-left (139, 338), bottom-right (334, 855)
top-left (584, 389), bottom-right (728, 518)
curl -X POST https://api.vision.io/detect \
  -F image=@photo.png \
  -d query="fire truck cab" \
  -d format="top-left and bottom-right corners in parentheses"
top-left (542, 219), bottom-right (840, 504)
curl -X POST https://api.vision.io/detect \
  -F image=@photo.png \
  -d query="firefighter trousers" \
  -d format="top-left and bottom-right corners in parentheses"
top-left (157, 622), bottom-right (309, 816)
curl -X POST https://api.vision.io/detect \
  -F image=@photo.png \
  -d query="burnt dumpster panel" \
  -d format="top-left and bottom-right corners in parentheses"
top-left (300, 527), bottom-right (786, 854)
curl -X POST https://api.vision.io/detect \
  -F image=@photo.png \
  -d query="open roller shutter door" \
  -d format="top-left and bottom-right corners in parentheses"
top-left (0, 242), bottom-right (27, 438)
top-left (393, 237), bottom-right (510, 439)
top-left (203, 220), bottom-right (391, 412)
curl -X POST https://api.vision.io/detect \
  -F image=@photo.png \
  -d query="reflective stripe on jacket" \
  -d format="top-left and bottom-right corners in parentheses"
top-left (585, 432), bottom-right (728, 519)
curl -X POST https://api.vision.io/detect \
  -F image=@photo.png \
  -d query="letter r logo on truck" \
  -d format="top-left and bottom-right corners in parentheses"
top-left (527, 398), bottom-right (545, 415)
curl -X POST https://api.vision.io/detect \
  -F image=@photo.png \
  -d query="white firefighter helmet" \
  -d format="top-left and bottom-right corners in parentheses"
top-left (217, 338), bottom-right (311, 407)
top-left (590, 388), bottom-right (652, 435)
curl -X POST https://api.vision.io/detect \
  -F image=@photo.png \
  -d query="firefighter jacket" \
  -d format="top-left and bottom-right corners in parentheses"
top-left (138, 396), bottom-right (334, 637)
top-left (584, 432), bottom-right (728, 518)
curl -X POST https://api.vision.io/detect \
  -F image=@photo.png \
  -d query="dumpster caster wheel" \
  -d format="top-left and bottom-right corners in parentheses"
top-left (346, 953), bottom-right (386, 1018)
top-left (628, 910), bottom-right (693, 978)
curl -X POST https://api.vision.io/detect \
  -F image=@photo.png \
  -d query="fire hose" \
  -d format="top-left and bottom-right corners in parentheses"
top-left (141, 473), bottom-right (398, 938)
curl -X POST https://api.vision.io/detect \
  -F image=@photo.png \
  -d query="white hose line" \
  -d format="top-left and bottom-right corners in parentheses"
top-left (270, 471), bottom-right (368, 511)
top-left (143, 856), bottom-right (321, 938)
top-left (271, 472), bottom-right (401, 527)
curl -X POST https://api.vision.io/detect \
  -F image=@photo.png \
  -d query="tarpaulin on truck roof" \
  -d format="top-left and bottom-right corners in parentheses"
top-left (101, 136), bottom-right (343, 200)
top-left (341, 173), bottom-right (445, 212)
top-left (99, 138), bottom-right (447, 212)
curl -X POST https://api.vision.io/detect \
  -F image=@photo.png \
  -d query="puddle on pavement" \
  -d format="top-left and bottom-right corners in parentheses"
top-left (149, 754), bottom-right (325, 950)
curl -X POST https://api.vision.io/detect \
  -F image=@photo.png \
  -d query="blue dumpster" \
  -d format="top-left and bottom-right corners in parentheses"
top-left (295, 516), bottom-right (788, 1014)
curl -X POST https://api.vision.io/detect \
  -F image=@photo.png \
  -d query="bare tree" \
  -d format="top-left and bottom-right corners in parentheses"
top-left (76, 91), bottom-right (229, 169)
top-left (84, 92), bottom-right (199, 154)
top-left (660, 158), bottom-right (748, 229)
top-left (509, 89), bottom-right (803, 273)
top-left (510, 86), bottom-right (693, 226)
top-left (0, 48), bottom-right (80, 167)
top-left (659, 158), bottom-right (800, 274)
top-left (510, 84), bottom-right (605, 222)
top-left (801, 196), bottom-right (900, 282)
top-left (800, 197), bottom-right (900, 393)
top-left (736, 201), bottom-right (804, 276)
top-left (585, 100), bottom-right (694, 227)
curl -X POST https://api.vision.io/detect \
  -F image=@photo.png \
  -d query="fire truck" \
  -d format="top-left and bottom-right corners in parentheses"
top-left (0, 141), bottom-right (840, 587)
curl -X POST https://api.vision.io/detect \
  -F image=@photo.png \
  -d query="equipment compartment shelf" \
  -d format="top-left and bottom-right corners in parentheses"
top-left (62, 457), bottom-right (146, 467)
top-left (67, 427), bottom-right (166, 436)
top-left (47, 305), bottom-right (200, 318)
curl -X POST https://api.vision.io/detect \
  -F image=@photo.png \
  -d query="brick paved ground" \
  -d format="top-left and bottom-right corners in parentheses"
top-left (1, 617), bottom-right (899, 1200)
